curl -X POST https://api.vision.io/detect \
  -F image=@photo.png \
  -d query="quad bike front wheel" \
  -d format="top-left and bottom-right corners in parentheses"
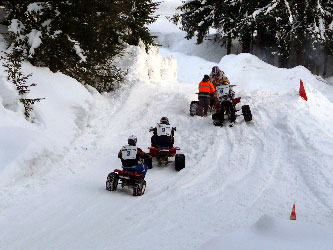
top-left (106, 172), bottom-right (119, 191)
top-left (175, 154), bottom-right (185, 171)
top-left (242, 105), bottom-right (252, 122)
top-left (133, 180), bottom-right (146, 196)
top-left (212, 112), bottom-right (223, 126)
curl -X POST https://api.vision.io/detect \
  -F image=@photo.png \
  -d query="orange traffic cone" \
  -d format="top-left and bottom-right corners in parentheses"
top-left (290, 204), bottom-right (296, 220)
top-left (299, 80), bottom-right (308, 101)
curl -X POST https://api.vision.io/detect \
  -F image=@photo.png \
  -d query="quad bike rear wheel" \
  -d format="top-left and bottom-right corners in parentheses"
top-left (133, 180), bottom-right (146, 196)
top-left (190, 101), bottom-right (199, 116)
top-left (106, 172), bottom-right (119, 191)
top-left (175, 154), bottom-right (185, 171)
top-left (212, 111), bottom-right (223, 126)
top-left (242, 105), bottom-right (252, 122)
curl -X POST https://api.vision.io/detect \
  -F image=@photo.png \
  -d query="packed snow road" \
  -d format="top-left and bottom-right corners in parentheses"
top-left (1, 43), bottom-right (333, 249)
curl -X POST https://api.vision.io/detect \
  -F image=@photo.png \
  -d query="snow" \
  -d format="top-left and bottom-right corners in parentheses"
top-left (8, 19), bottom-right (24, 34)
top-left (27, 3), bottom-right (44, 13)
top-left (67, 36), bottom-right (87, 62)
top-left (27, 29), bottom-right (42, 56)
top-left (284, 0), bottom-right (293, 24)
top-left (200, 215), bottom-right (333, 250)
top-left (0, 62), bottom-right (93, 188)
top-left (1, 1), bottom-right (333, 249)
top-left (327, 76), bottom-right (333, 85)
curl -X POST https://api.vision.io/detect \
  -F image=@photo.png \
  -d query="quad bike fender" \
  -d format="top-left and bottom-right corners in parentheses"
top-left (114, 169), bottom-right (143, 179)
top-left (148, 147), bottom-right (180, 157)
top-left (169, 147), bottom-right (180, 156)
top-left (233, 97), bottom-right (241, 105)
top-left (148, 147), bottom-right (159, 157)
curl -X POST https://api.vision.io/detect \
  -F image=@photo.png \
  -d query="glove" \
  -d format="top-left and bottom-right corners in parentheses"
top-left (149, 127), bottom-right (154, 132)
top-left (173, 127), bottom-right (176, 131)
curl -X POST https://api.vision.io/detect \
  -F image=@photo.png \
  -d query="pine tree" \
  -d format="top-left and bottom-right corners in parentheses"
top-left (245, 0), bottom-right (333, 70)
top-left (172, 0), bottom-right (216, 44)
top-left (2, 44), bottom-right (44, 119)
top-left (119, 0), bottom-right (159, 47)
top-left (173, 0), bottom-right (332, 74)
top-left (2, 0), bottom-right (160, 92)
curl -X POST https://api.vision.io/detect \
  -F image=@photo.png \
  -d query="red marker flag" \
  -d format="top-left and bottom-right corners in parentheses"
top-left (299, 80), bottom-right (308, 101)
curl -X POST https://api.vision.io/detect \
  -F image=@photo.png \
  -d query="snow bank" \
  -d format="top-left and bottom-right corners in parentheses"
top-left (0, 62), bottom-right (93, 187)
top-left (118, 42), bottom-right (177, 84)
top-left (200, 215), bottom-right (333, 250)
top-left (0, 42), bottom-right (176, 190)
top-left (216, 53), bottom-right (333, 101)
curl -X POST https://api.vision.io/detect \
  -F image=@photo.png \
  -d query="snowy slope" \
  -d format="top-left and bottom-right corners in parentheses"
top-left (1, 1), bottom-right (333, 249)
top-left (200, 215), bottom-right (333, 250)
top-left (1, 43), bottom-right (333, 249)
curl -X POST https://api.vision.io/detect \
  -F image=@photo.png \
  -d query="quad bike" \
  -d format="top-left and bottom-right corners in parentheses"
top-left (190, 93), bottom-right (216, 116)
top-left (149, 146), bottom-right (185, 171)
top-left (106, 169), bottom-right (146, 196)
top-left (212, 85), bottom-right (252, 127)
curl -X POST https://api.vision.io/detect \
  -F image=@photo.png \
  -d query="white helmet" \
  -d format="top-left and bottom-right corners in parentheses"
top-left (128, 135), bottom-right (137, 146)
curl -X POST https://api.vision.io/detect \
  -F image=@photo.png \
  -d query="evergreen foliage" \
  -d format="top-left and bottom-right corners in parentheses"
top-left (173, 0), bottom-right (333, 75)
top-left (119, 0), bottom-right (160, 47)
top-left (2, 0), bottom-right (159, 92)
top-left (1, 44), bottom-right (43, 119)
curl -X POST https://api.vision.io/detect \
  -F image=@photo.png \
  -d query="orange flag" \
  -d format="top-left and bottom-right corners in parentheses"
top-left (299, 80), bottom-right (308, 101)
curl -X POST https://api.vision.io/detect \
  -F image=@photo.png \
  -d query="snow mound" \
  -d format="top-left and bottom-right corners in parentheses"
top-left (0, 62), bottom-right (93, 187)
top-left (220, 53), bottom-right (333, 101)
top-left (200, 215), bottom-right (333, 250)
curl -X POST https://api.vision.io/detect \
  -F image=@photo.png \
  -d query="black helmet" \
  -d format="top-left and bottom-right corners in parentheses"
top-left (212, 66), bottom-right (220, 77)
top-left (203, 75), bottom-right (210, 82)
top-left (128, 135), bottom-right (137, 146)
top-left (160, 117), bottom-right (169, 124)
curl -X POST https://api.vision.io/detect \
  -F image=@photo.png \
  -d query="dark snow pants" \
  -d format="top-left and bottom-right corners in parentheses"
top-left (198, 96), bottom-right (210, 116)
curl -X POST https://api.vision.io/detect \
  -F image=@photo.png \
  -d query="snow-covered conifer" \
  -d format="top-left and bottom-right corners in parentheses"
top-left (2, 0), bottom-right (159, 92)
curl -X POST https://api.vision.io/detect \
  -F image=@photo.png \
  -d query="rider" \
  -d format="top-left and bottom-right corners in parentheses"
top-left (214, 79), bottom-right (236, 124)
top-left (118, 135), bottom-right (151, 177)
top-left (198, 74), bottom-right (215, 117)
top-left (150, 117), bottom-right (176, 148)
top-left (209, 66), bottom-right (229, 88)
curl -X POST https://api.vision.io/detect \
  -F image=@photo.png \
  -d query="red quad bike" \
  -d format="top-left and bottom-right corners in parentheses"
top-left (106, 169), bottom-right (146, 196)
top-left (149, 146), bottom-right (185, 171)
top-left (212, 85), bottom-right (252, 127)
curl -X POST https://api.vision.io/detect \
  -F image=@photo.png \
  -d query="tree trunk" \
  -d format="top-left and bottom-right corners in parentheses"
top-left (255, 32), bottom-right (261, 57)
top-left (241, 31), bottom-right (251, 53)
top-left (323, 46), bottom-right (329, 77)
top-left (279, 54), bottom-right (289, 68)
top-left (227, 35), bottom-right (232, 55)
top-left (315, 49), bottom-right (320, 75)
